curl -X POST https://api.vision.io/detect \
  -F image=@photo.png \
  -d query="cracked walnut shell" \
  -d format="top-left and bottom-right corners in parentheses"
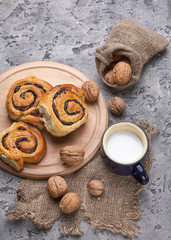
top-left (113, 61), bottom-right (132, 85)
top-left (88, 180), bottom-right (104, 196)
top-left (82, 80), bottom-right (100, 102)
top-left (108, 97), bottom-right (125, 115)
top-left (59, 192), bottom-right (80, 213)
top-left (47, 176), bottom-right (68, 198)
top-left (60, 145), bottom-right (85, 167)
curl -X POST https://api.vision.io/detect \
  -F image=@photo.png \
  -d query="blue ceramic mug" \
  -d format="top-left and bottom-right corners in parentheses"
top-left (101, 122), bottom-right (149, 185)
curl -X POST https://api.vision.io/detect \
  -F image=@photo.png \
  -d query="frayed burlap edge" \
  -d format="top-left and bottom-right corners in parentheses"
top-left (5, 120), bottom-right (159, 239)
top-left (56, 120), bottom-right (160, 239)
top-left (81, 201), bottom-right (141, 238)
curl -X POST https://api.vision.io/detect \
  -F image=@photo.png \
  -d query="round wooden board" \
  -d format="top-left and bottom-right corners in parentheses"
top-left (0, 61), bottom-right (108, 179)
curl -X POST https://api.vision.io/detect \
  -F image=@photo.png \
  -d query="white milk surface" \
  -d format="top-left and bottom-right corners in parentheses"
top-left (106, 130), bottom-right (143, 164)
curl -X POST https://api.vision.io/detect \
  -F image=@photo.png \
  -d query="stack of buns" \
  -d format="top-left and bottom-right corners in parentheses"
top-left (0, 76), bottom-right (89, 171)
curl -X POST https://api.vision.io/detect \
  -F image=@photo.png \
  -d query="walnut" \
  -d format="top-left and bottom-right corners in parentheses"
top-left (60, 145), bottom-right (85, 167)
top-left (104, 70), bottom-right (116, 85)
top-left (108, 97), bottom-right (125, 115)
top-left (59, 192), bottom-right (80, 213)
top-left (47, 176), bottom-right (68, 198)
top-left (82, 80), bottom-right (100, 103)
top-left (113, 61), bottom-right (132, 85)
top-left (88, 180), bottom-right (104, 196)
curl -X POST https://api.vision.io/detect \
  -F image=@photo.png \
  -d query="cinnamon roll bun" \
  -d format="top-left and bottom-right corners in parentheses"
top-left (0, 122), bottom-right (46, 171)
top-left (38, 84), bottom-right (88, 137)
top-left (6, 76), bottom-right (52, 129)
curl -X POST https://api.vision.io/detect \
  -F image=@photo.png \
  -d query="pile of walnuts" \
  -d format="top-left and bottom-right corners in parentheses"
top-left (47, 145), bottom-right (85, 214)
top-left (47, 176), bottom-right (80, 214)
top-left (105, 60), bottom-right (132, 86)
top-left (47, 175), bottom-right (104, 214)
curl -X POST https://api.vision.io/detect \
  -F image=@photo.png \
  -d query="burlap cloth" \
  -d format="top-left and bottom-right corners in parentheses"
top-left (95, 19), bottom-right (169, 90)
top-left (5, 120), bottom-right (159, 239)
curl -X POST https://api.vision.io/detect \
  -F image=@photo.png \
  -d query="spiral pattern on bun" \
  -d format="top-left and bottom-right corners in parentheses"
top-left (6, 76), bottom-right (52, 129)
top-left (38, 84), bottom-right (88, 137)
top-left (0, 122), bottom-right (46, 171)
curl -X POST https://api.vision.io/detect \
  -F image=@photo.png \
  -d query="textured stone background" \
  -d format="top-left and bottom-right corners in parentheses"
top-left (0, 0), bottom-right (170, 239)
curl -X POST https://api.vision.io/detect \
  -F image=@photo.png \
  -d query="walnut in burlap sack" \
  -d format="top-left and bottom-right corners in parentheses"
top-left (5, 121), bottom-right (159, 239)
top-left (95, 19), bottom-right (169, 90)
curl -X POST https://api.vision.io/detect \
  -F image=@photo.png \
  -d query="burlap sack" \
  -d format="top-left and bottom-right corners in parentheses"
top-left (95, 19), bottom-right (169, 90)
top-left (5, 120), bottom-right (159, 239)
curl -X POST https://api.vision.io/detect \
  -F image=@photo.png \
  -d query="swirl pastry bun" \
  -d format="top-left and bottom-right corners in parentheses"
top-left (0, 121), bottom-right (46, 171)
top-left (38, 84), bottom-right (88, 137)
top-left (6, 76), bottom-right (52, 129)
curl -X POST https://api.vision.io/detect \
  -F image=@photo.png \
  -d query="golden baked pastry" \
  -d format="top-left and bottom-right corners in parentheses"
top-left (6, 76), bottom-right (52, 129)
top-left (0, 121), bottom-right (46, 171)
top-left (38, 84), bottom-right (88, 137)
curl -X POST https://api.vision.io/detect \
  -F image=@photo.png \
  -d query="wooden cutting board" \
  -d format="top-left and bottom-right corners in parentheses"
top-left (0, 61), bottom-right (108, 179)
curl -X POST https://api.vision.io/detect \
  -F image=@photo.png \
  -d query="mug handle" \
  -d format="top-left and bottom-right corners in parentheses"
top-left (132, 164), bottom-right (149, 185)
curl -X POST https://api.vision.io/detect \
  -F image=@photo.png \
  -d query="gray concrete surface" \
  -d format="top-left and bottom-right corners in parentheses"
top-left (0, 0), bottom-right (170, 239)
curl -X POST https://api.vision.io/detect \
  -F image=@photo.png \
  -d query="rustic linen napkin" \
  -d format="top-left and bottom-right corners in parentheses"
top-left (5, 120), bottom-right (159, 239)
top-left (95, 19), bottom-right (169, 90)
